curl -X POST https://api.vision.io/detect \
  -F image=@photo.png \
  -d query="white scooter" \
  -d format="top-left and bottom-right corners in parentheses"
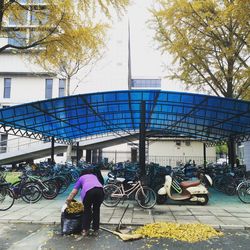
top-left (157, 173), bottom-right (213, 205)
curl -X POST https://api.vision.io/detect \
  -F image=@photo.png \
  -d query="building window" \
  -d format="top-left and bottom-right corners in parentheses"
top-left (30, 7), bottom-right (48, 25)
top-left (185, 141), bottom-right (191, 146)
top-left (45, 79), bottom-right (53, 99)
top-left (59, 79), bottom-right (66, 97)
top-left (8, 31), bottom-right (27, 47)
top-left (9, 10), bottom-right (28, 26)
top-left (3, 78), bottom-right (11, 98)
top-left (131, 79), bottom-right (161, 88)
top-left (176, 141), bottom-right (181, 146)
top-left (0, 134), bottom-right (8, 153)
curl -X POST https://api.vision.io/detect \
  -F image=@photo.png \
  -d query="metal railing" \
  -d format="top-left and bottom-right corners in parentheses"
top-left (0, 137), bottom-right (48, 154)
top-left (102, 150), bottom-right (216, 166)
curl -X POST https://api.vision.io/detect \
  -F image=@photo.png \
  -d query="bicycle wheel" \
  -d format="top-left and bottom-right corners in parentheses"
top-left (41, 180), bottom-right (59, 199)
top-left (10, 180), bottom-right (21, 199)
top-left (54, 176), bottom-right (69, 194)
top-left (224, 182), bottom-right (236, 196)
top-left (135, 186), bottom-right (156, 209)
top-left (0, 186), bottom-right (15, 211)
top-left (237, 181), bottom-right (250, 203)
top-left (213, 177), bottom-right (223, 192)
top-left (103, 184), bottom-right (122, 207)
top-left (223, 176), bottom-right (236, 196)
top-left (70, 170), bottom-right (79, 182)
top-left (20, 183), bottom-right (42, 203)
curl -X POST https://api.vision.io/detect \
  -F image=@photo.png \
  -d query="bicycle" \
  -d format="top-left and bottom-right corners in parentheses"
top-left (237, 179), bottom-right (250, 203)
top-left (11, 175), bottom-right (43, 203)
top-left (103, 177), bottom-right (156, 209)
top-left (22, 173), bottom-right (59, 200)
top-left (0, 183), bottom-right (15, 211)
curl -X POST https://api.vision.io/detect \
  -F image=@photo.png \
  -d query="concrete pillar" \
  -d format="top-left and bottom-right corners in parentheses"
top-left (86, 149), bottom-right (92, 163)
top-left (131, 148), bottom-right (137, 162)
top-left (92, 149), bottom-right (98, 164)
top-left (244, 141), bottom-right (250, 171)
top-left (98, 149), bottom-right (103, 163)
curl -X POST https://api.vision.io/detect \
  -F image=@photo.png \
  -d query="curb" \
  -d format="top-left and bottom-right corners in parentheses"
top-left (0, 219), bottom-right (250, 230)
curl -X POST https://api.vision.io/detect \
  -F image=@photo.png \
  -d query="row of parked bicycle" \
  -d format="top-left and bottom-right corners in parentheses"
top-left (103, 161), bottom-right (250, 206)
top-left (1, 160), bottom-right (250, 212)
top-left (0, 162), bottom-right (96, 211)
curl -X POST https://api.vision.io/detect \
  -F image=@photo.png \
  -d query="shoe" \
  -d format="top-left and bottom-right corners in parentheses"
top-left (92, 230), bottom-right (99, 236)
top-left (82, 230), bottom-right (89, 236)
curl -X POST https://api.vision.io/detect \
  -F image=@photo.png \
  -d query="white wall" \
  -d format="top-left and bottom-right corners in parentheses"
top-left (149, 140), bottom-right (214, 157)
top-left (244, 141), bottom-right (250, 171)
top-left (101, 139), bottom-right (216, 166)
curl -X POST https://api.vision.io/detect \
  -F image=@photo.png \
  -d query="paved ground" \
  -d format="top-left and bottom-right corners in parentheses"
top-left (1, 185), bottom-right (250, 230)
top-left (1, 223), bottom-right (250, 250)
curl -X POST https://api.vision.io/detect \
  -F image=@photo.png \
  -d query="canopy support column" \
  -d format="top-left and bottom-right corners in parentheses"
top-left (51, 137), bottom-right (55, 163)
top-left (228, 137), bottom-right (236, 168)
top-left (139, 100), bottom-right (146, 177)
top-left (203, 143), bottom-right (207, 168)
top-left (76, 142), bottom-right (80, 166)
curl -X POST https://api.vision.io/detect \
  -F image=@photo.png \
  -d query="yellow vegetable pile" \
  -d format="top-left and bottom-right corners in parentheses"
top-left (133, 222), bottom-right (223, 243)
top-left (66, 201), bottom-right (84, 214)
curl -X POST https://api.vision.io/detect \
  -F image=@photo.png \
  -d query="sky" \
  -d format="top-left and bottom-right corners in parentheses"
top-left (122, 0), bottom-right (185, 91)
top-left (128, 0), bottom-right (164, 78)
top-left (74, 0), bottom-right (186, 93)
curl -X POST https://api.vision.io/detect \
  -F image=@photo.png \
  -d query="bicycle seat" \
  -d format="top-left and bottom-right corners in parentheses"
top-left (115, 177), bottom-right (126, 183)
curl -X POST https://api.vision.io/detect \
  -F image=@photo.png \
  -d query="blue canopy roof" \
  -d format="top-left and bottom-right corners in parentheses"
top-left (0, 90), bottom-right (250, 144)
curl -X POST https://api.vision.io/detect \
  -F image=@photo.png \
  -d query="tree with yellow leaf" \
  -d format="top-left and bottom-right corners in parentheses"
top-left (150, 0), bottom-right (250, 99)
top-left (32, 18), bottom-right (107, 162)
top-left (0, 0), bottom-right (129, 53)
top-left (34, 23), bottom-right (107, 96)
top-left (150, 0), bottom-right (250, 165)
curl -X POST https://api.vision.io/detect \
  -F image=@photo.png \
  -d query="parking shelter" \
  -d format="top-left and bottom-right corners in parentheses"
top-left (0, 90), bottom-right (250, 171)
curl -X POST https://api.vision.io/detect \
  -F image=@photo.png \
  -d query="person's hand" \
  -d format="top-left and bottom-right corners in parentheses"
top-left (66, 198), bottom-right (72, 205)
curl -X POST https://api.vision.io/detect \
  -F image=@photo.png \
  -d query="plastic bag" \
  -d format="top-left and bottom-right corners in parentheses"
top-left (61, 201), bottom-right (84, 235)
top-left (61, 211), bottom-right (84, 235)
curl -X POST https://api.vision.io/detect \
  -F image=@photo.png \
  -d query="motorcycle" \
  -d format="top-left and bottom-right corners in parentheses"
top-left (157, 172), bottom-right (213, 205)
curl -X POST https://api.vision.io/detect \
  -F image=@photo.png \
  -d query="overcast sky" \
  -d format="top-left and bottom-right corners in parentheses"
top-left (128, 0), bottom-right (164, 78)
top-left (75, 0), bottom-right (186, 93)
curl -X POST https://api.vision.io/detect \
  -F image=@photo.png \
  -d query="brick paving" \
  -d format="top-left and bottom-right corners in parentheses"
top-left (1, 187), bottom-right (250, 230)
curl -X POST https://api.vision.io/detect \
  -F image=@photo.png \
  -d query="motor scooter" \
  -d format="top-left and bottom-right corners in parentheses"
top-left (157, 173), bottom-right (213, 205)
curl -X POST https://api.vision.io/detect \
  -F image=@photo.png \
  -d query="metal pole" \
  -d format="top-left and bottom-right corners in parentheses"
top-left (203, 143), bottom-right (207, 168)
top-left (51, 137), bottom-right (55, 163)
top-left (228, 137), bottom-right (236, 169)
top-left (76, 142), bottom-right (80, 166)
top-left (139, 100), bottom-right (146, 177)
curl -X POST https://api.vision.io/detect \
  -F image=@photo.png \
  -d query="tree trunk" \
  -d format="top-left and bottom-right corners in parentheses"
top-left (0, 0), bottom-right (4, 31)
top-left (66, 76), bottom-right (71, 96)
top-left (66, 144), bottom-right (72, 163)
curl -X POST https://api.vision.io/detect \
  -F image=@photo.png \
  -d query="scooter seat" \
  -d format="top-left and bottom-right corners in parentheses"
top-left (180, 180), bottom-right (200, 188)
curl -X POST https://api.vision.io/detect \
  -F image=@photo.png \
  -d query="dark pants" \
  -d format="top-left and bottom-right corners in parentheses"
top-left (82, 187), bottom-right (104, 231)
